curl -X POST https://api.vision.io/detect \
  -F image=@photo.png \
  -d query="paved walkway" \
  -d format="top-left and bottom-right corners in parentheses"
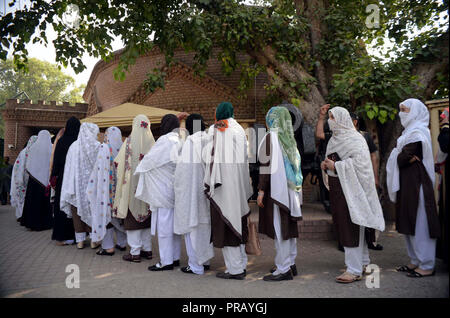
top-left (0, 205), bottom-right (448, 298)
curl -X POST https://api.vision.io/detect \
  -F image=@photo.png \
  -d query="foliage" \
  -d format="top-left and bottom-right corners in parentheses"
top-left (0, 0), bottom-right (448, 125)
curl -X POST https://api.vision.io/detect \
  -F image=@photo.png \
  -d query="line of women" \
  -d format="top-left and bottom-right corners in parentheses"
top-left (9, 98), bottom-right (443, 283)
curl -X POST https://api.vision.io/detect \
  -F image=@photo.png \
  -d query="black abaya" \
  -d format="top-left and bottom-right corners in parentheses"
top-left (51, 117), bottom-right (80, 241)
top-left (20, 175), bottom-right (53, 231)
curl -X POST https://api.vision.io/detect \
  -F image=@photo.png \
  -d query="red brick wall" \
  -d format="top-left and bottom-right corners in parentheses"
top-left (85, 49), bottom-right (318, 202)
top-left (3, 121), bottom-right (32, 161)
top-left (2, 99), bottom-right (88, 162)
top-left (85, 48), bottom-right (270, 121)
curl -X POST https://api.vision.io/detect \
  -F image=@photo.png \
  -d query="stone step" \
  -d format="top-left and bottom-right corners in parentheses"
top-left (248, 201), bottom-right (336, 241)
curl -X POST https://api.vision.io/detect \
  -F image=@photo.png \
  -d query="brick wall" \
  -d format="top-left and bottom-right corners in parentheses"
top-left (1, 99), bottom-right (88, 162)
top-left (84, 48), bottom-right (318, 202)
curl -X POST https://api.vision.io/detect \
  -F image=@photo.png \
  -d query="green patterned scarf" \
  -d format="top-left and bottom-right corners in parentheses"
top-left (266, 106), bottom-right (303, 191)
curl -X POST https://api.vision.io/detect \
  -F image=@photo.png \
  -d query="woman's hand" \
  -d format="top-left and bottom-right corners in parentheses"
top-left (409, 155), bottom-right (421, 164)
top-left (319, 104), bottom-right (330, 119)
top-left (257, 191), bottom-right (264, 208)
top-left (323, 158), bottom-right (336, 171)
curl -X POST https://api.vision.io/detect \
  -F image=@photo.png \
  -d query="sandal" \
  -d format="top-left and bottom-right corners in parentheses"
top-left (396, 265), bottom-right (417, 273)
top-left (96, 249), bottom-right (115, 256)
top-left (407, 269), bottom-right (435, 278)
top-left (335, 272), bottom-right (362, 284)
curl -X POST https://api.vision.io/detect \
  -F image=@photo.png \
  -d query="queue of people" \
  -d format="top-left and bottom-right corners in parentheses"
top-left (7, 99), bottom-right (447, 283)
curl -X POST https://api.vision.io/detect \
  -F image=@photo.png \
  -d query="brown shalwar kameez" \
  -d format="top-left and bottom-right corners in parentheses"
top-left (123, 210), bottom-right (151, 231)
top-left (70, 205), bottom-right (91, 233)
top-left (328, 176), bottom-right (375, 247)
top-left (257, 133), bottom-right (300, 240)
top-left (209, 195), bottom-right (249, 248)
top-left (396, 141), bottom-right (440, 238)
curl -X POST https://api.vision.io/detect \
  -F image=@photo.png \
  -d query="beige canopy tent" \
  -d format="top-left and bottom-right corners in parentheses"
top-left (81, 102), bottom-right (182, 128)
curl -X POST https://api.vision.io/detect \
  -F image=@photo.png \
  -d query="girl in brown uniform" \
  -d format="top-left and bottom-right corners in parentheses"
top-left (387, 99), bottom-right (440, 278)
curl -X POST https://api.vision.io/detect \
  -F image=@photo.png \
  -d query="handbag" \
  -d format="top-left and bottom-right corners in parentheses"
top-left (245, 220), bottom-right (262, 256)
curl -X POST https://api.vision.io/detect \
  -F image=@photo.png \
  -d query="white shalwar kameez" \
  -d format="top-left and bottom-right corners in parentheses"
top-left (135, 132), bottom-right (183, 266)
top-left (174, 131), bottom-right (215, 274)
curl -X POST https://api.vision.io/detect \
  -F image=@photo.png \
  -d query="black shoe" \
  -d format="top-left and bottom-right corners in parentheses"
top-left (216, 271), bottom-right (246, 280)
top-left (338, 243), bottom-right (345, 252)
top-left (173, 260), bottom-right (180, 267)
top-left (96, 249), bottom-right (115, 256)
top-left (368, 242), bottom-right (383, 251)
top-left (148, 262), bottom-right (174, 271)
top-left (290, 264), bottom-right (298, 276)
top-left (115, 244), bottom-right (127, 251)
top-left (140, 250), bottom-right (153, 259)
top-left (203, 265), bottom-right (210, 271)
top-left (263, 271), bottom-right (293, 281)
top-left (270, 265), bottom-right (297, 276)
top-left (181, 266), bottom-right (196, 274)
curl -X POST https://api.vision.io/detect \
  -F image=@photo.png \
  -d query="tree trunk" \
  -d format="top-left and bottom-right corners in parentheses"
top-left (248, 46), bottom-right (326, 125)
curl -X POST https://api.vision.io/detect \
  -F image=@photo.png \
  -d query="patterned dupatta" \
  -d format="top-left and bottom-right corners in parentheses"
top-left (113, 115), bottom-right (155, 221)
top-left (10, 135), bottom-right (38, 219)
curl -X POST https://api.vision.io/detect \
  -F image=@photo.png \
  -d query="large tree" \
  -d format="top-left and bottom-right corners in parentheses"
top-left (1, 0), bottom-right (448, 213)
top-left (0, 57), bottom-right (85, 137)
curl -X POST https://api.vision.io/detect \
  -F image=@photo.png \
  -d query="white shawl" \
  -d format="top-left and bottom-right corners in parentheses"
top-left (204, 118), bottom-right (253, 238)
top-left (113, 115), bottom-right (155, 221)
top-left (135, 132), bottom-right (183, 210)
top-left (257, 131), bottom-right (302, 218)
top-left (86, 127), bottom-right (123, 242)
top-left (174, 131), bottom-right (214, 264)
top-left (326, 107), bottom-right (385, 231)
top-left (10, 135), bottom-right (37, 219)
top-left (26, 130), bottom-right (52, 186)
top-left (60, 122), bottom-right (101, 226)
top-left (387, 99), bottom-right (435, 203)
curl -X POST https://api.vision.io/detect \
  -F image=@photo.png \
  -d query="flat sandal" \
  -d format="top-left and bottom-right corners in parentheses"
top-left (336, 272), bottom-right (362, 284)
top-left (396, 265), bottom-right (416, 273)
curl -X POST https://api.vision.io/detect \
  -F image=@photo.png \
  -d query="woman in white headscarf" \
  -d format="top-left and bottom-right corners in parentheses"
top-left (20, 130), bottom-right (53, 231)
top-left (87, 126), bottom-right (127, 256)
top-left (10, 135), bottom-right (38, 220)
top-left (135, 114), bottom-right (183, 271)
top-left (60, 122), bottom-right (101, 249)
top-left (114, 115), bottom-right (155, 263)
top-left (321, 106), bottom-right (385, 284)
top-left (387, 98), bottom-right (440, 278)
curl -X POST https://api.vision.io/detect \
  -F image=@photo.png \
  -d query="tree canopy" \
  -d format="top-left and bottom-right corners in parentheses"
top-left (0, 0), bottom-right (447, 124)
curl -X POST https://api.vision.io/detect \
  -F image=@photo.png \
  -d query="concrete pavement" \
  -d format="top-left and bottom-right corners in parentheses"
top-left (0, 204), bottom-right (448, 298)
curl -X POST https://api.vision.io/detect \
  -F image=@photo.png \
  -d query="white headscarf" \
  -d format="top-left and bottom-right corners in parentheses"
top-left (60, 123), bottom-right (101, 225)
top-left (104, 126), bottom-right (122, 158)
top-left (113, 115), bottom-right (155, 221)
top-left (86, 126), bottom-right (123, 242)
top-left (326, 107), bottom-right (385, 231)
top-left (26, 130), bottom-right (52, 186)
top-left (10, 135), bottom-right (38, 219)
top-left (386, 98), bottom-right (434, 202)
